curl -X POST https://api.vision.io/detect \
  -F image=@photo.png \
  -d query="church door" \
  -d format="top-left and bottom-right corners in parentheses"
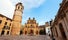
top-left (30, 30), bottom-right (34, 35)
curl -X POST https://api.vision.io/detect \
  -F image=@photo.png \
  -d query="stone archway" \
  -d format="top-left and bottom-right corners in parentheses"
top-left (59, 23), bottom-right (67, 40)
top-left (30, 30), bottom-right (34, 35)
top-left (20, 30), bottom-right (23, 35)
top-left (25, 31), bottom-right (27, 35)
top-left (36, 31), bottom-right (38, 35)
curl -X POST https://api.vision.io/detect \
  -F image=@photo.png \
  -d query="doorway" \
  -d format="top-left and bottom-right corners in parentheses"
top-left (7, 31), bottom-right (9, 35)
top-left (36, 31), bottom-right (38, 35)
top-left (30, 30), bottom-right (34, 35)
top-left (20, 30), bottom-right (23, 35)
top-left (59, 23), bottom-right (67, 40)
top-left (25, 31), bottom-right (27, 35)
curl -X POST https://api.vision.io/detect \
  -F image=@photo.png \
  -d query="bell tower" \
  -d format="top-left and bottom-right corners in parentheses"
top-left (11, 2), bottom-right (24, 35)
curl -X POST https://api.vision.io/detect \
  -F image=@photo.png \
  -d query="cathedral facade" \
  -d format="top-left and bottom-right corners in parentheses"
top-left (22, 18), bottom-right (47, 35)
top-left (22, 18), bottom-right (40, 35)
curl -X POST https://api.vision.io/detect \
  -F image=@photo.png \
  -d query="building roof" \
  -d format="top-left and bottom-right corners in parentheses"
top-left (16, 2), bottom-right (22, 6)
top-left (39, 25), bottom-right (45, 28)
top-left (27, 18), bottom-right (37, 24)
top-left (0, 14), bottom-right (12, 21)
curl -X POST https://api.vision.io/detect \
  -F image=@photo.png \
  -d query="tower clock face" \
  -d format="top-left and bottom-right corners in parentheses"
top-left (15, 11), bottom-right (22, 16)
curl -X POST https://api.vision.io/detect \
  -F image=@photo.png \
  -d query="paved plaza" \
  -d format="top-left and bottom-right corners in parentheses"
top-left (0, 35), bottom-right (52, 40)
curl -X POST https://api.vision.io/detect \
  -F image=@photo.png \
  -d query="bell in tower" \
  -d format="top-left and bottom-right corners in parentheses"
top-left (15, 2), bottom-right (24, 11)
top-left (11, 2), bottom-right (24, 35)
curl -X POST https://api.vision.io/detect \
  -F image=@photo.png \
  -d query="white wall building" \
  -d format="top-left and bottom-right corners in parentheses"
top-left (45, 26), bottom-right (51, 36)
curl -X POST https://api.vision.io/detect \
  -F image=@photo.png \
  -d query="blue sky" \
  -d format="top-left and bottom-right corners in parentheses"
top-left (22, 0), bottom-right (62, 25)
top-left (0, 0), bottom-right (62, 25)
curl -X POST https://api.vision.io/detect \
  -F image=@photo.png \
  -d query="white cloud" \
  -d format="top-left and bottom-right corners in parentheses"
top-left (0, 0), bottom-right (14, 19)
top-left (22, 0), bottom-right (45, 9)
top-left (10, 0), bottom-right (21, 6)
top-left (0, 0), bottom-right (45, 19)
top-left (11, 0), bottom-right (45, 9)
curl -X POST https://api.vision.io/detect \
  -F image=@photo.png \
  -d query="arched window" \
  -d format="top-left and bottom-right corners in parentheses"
top-left (0, 20), bottom-right (2, 24)
top-left (5, 22), bottom-right (7, 25)
top-left (7, 31), bottom-right (9, 35)
top-left (20, 30), bottom-right (23, 35)
top-left (55, 27), bottom-right (58, 37)
top-left (25, 31), bottom-right (27, 35)
top-left (18, 6), bottom-right (20, 9)
top-left (36, 31), bottom-right (38, 34)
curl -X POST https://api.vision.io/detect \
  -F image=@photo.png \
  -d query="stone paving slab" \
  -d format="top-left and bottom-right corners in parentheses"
top-left (0, 35), bottom-right (52, 40)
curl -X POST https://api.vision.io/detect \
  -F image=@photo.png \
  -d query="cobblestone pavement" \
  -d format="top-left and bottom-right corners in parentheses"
top-left (0, 35), bottom-right (52, 40)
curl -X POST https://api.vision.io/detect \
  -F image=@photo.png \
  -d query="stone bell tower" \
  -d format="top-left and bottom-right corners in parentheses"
top-left (11, 2), bottom-right (24, 35)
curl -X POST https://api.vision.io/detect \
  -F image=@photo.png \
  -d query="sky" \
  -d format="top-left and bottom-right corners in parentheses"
top-left (0, 0), bottom-right (62, 25)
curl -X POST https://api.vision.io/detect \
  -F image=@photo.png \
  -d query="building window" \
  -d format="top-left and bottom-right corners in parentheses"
top-left (3, 26), bottom-right (6, 29)
top-left (0, 20), bottom-right (2, 24)
top-left (5, 22), bottom-right (7, 25)
top-left (10, 23), bottom-right (11, 26)
top-left (20, 30), bottom-right (23, 35)
top-left (36, 31), bottom-right (38, 34)
top-left (7, 31), bottom-right (9, 35)
top-left (21, 8), bottom-right (22, 10)
top-left (25, 31), bottom-right (27, 35)
top-left (1, 30), bottom-right (5, 35)
top-left (48, 28), bottom-right (50, 30)
top-left (31, 25), bottom-right (32, 26)
top-left (8, 27), bottom-right (10, 29)
top-left (18, 6), bottom-right (20, 9)
top-left (3, 26), bottom-right (10, 30)
top-left (55, 27), bottom-right (58, 37)
top-left (7, 18), bottom-right (8, 20)
top-left (48, 31), bottom-right (50, 33)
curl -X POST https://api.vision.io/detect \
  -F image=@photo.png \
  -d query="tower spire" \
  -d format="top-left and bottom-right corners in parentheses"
top-left (11, 2), bottom-right (24, 35)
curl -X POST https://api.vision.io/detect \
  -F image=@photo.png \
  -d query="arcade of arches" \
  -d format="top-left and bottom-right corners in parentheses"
top-left (51, 0), bottom-right (68, 40)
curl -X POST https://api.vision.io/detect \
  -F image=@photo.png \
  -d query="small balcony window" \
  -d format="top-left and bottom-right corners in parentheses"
top-left (10, 23), bottom-right (11, 26)
top-left (5, 22), bottom-right (7, 25)
top-left (0, 20), bottom-right (2, 24)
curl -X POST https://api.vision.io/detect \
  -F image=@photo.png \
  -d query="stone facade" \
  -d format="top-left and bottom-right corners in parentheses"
top-left (21, 18), bottom-right (47, 35)
top-left (51, 0), bottom-right (68, 40)
top-left (0, 14), bottom-right (12, 35)
top-left (11, 3), bottom-right (24, 35)
top-left (45, 22), bottom-right (51, 36)
top-left (0, 2), bottom-right (24, 35)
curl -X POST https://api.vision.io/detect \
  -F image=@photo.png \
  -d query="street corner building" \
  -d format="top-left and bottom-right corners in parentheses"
top-left (51, 0), bottom-right (68, 40)
top-left (0, 2), bottom-right (24, 35)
